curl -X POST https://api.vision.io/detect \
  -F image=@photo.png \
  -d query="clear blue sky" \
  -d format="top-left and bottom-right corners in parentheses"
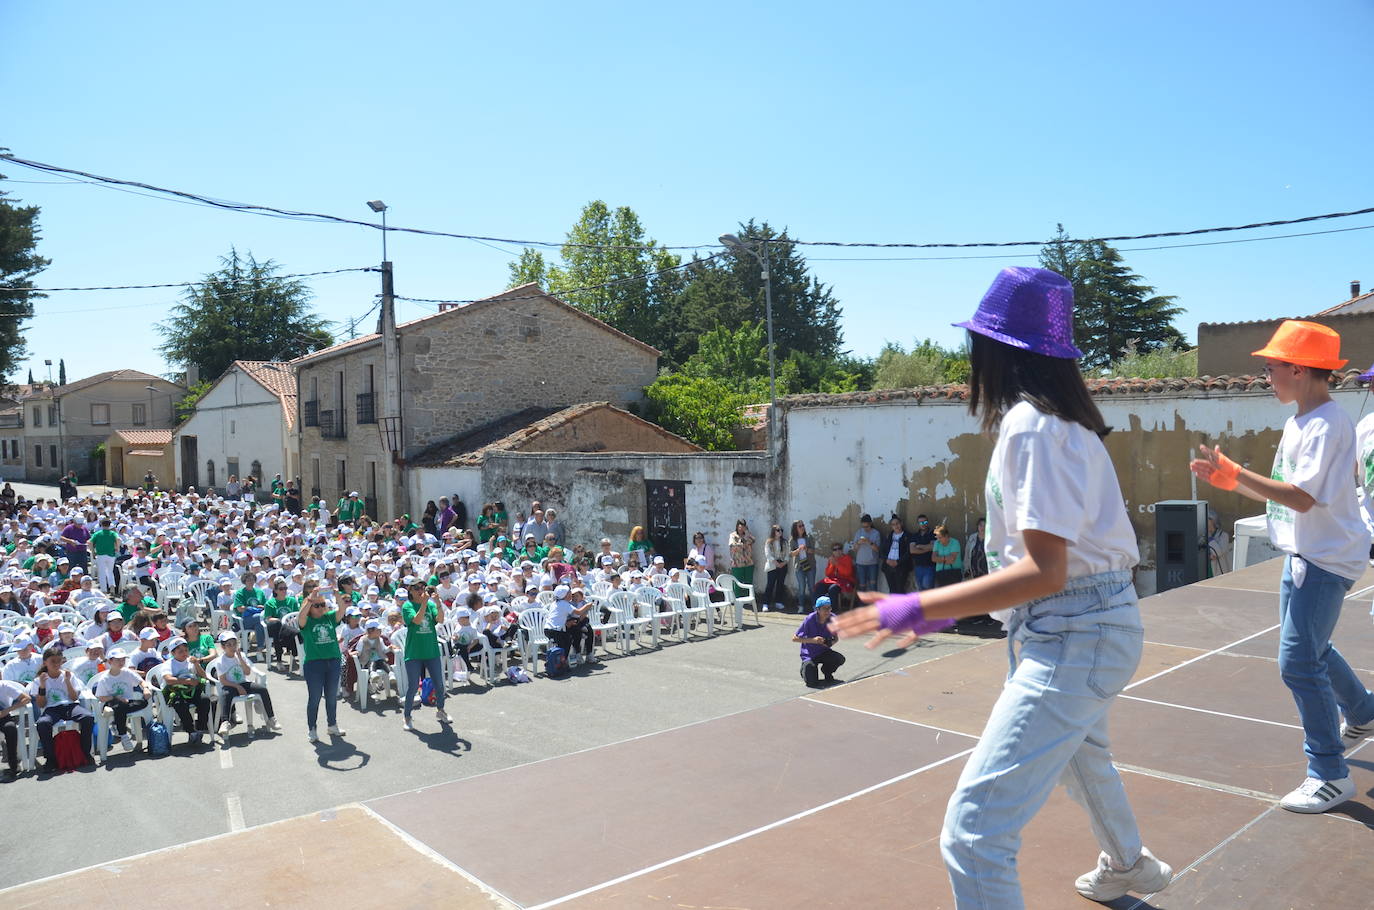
top-left (5, 0), bottom-right (1373, 384)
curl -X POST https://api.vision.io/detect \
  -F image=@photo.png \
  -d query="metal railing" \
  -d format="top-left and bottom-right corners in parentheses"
top-left (355, 392), bottom-right (376, 425)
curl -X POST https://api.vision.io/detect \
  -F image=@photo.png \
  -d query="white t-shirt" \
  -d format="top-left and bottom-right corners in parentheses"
top-left (1267, 400), bottom-right (1367, 582)
top-left (3, 655), bottom-right (42, 685)
top-left (0, 678), bottom-right (27, 710)
top-left (70, 657), bottom-right (103, 687)
top-left (208, 654), bottom-right (254, 687)
top-left (94, 668), bottom-right (146, 701)
top-left (984, 402), bottom-right (1139, 622)
top-left (29, 671), bottom-right (77, 706)
top-left (1353, 412), bottom-right (1374, 538)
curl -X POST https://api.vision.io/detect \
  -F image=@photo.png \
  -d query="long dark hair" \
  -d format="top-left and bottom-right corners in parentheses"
top-left (967, 333), bottom-right (1109, 437)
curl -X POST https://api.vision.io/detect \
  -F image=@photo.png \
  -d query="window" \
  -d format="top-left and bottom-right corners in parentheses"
top-left (47, 406), bottom-right (56, 425)
top-left (251, 459), bottom-right (262, 482)
top-left (336, 458), bottom-right (346, 499)
top-left (311, 456), bottom-right (321, 498)
top-left (230, 420), bottom-right (236, 435)
top-left (365, 461), bottom-right (378, 517)
top-left (227, 457), bottom-right (240, 480)
top-left (207, 460), bottom-right (216, 488)
top-left (131, 403), bottom-right (146, 426)
top-left (90, 403), bottom-right (110, 426)
top-left (49, 445), bottom-right (57, 468)
top-left (31, 407), bottom-right (40, 427)
top-left (357, 365), bottom-right (376, 424)
top-left (34, 445), bottom-right (41, 466)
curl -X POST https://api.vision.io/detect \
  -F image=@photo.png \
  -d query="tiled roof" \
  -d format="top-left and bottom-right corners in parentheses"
top-left (295, 283), bottom-right (660, 365)
top-left (409, 401), bottom-right (698, 468)
top-left (111, 429), bottom-right (173, 446)
top-left (1312, 289), bottom-right (1374, 317)
top-left (234, 360), bottom-right (298, 428)
top-left (774, 370), bottom-right (1368, 411)
top-left (29, 369), bottom-right (177, 398)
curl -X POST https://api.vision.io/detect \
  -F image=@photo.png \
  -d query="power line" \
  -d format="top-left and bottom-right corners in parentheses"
top-left (7, 152), bottom-right (1371, 253)
top-left (7, 266), bottom-right (377, 293)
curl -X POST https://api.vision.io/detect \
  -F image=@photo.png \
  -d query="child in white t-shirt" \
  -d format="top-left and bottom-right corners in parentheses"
top-left (94, 650), bottom-right (152, 752)
top-left (1193, 319), bottom-right (1374, 815)
top-left (207, 632), bottom-right (279, 733)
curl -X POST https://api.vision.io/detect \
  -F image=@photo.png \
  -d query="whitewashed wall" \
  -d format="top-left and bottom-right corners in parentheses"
top-left (409, 465), bottom-right (483, 525)
top-left (174, 368), bottom-right (292, 493)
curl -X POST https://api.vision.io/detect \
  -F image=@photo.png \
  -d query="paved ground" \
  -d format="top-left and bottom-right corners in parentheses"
top-left (0, 610), bottom-right (987, 890)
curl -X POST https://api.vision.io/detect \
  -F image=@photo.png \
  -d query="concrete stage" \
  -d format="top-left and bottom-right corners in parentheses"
top-left (6, 556), bottom-right (1374, 909)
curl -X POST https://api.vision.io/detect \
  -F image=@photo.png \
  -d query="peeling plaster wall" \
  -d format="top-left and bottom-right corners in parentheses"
top-left (481, 452), bottom-right (770, 572)
top-left (781, 388), bottom-right (1374, 597)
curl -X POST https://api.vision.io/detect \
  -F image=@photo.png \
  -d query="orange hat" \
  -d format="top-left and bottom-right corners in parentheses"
top-left (1251, 320), bottom-right (1348, 370)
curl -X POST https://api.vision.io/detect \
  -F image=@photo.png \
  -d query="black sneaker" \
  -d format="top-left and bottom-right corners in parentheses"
top-left (801, 661), bottom-right (820, 687)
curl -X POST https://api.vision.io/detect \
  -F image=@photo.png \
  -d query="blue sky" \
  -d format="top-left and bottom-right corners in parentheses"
top-left (4, 0), bottom-right (1373, 384)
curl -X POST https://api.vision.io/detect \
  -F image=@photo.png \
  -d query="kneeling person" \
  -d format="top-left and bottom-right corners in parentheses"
top-left (794, 596), bottom-right (845, 687)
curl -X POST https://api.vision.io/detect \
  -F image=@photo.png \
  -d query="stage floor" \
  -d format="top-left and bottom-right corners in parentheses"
top-left (7, 557), bottom-right (1374, 909)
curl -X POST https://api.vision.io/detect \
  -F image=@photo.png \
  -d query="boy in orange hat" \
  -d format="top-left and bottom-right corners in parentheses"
top-left (1192, 319), bottom-right (1374, 814)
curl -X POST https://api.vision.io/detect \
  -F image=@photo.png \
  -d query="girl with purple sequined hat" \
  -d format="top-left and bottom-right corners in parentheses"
top-left (835, 267), bottom-right (1171, 908)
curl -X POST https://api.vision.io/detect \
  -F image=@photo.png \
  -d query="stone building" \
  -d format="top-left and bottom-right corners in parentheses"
top-left (1198, 279), bottom-right (1374, 376)
top-left (294, 283), bottom-right (660, 518)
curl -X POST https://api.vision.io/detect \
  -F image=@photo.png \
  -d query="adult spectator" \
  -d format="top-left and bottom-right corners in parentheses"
top-left (59, 515), bottom-right (91, 572)
top-left (626, 525), bottom-right (653, 570)
top-left (421, 501), bottom-right (439, 537)
top-left (436, 497), bottom-right (457, 534)
top-left (789, 520), bottom-right (817, 614)
top-left (94, 648), bottom-right (153, 752)
top-left (763, 524), bottom-right (788, 612)
top-left (226, 475), bottom-right (242, 499)
top-left (231, 570), bottom-right (269, 654)
top-left (89, 517), bottom-right (119, 592)
top-left (932, 524), bottom-right (963, 587)
top-left (689, 531), bottom-right (715, 573)
top-left (59, 471), bottom-right (78, 502)
top-left (793, 596), bottom-right (845, 687)
top-left (965, 517), bottom-right (989, 579)
top-left (264, 578), bottom-right (299, 664)
top-left (118, 585), bottom-right (157, 623)
top-left (450, 494), bottom-right (468, 531)
top-left (820, 542), bottom-right (857, 610)
top-left (295, 587), bottom-right (346, 742)
top-left (477, 503), bottom-right (498, 543)
top-left (209, 631), bottom-right (281, 733)
top-left (522, 509), bottom-right (549, 548)
top-left (284, 482), bottom-right (302, 516)
top-left (31, 647), bottom-right (95, 769)
top-left (545, 584), bottom-right (593, 666)
top-left (544, 509), bottom-right (565, 547)
top-left (400, 578), bottom-right (450, 731)
top-left (909, 514), bottom-right (936, 591)
top-left (729, 519), bottom-right (756, 587)
top-left (336, 491), bottom-right (364, 525)
top-left (0, 677), bottom-right (30, 778)
top-left (880, 515), bottom-right (913, 595)
top-left (850, 514), bottom-right (881, 593)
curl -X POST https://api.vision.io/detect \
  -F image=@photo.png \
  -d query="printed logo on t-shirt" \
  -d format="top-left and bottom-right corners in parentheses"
top-left (315, 626), bottom-right (332, 644)
top-left (111, 681), bottom-right (128, 698)
top-left (1268, 460), bottom-right (1295, 525)
top-left (1362, 445), bottom-right (1374, 490)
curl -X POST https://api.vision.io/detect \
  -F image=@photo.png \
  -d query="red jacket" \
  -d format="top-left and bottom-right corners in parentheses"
top-left (822, 554), bottom-right (856, 592)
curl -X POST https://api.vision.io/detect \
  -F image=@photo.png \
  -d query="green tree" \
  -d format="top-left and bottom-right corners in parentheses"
top-left (174, 379), bottom-right (212, 422)
top-left (0, 162), bottom-right (50, 382)
top-left (158, 249), bottom-right (334, 381)
top-left (26, 368), bottom-right (33, 385)
top-left (643, 372), bottom-right (747, 451)
top-left (873, 339), bottom-right (970, 389)
top-left (58, 358), bottom-right (66, 385)
top-left (507, 248), bottom-right (549, 288)
top-left (1105, 340), bottom-right (1198, 378)
top-left (1040, 225), bottom-right (1185, 371)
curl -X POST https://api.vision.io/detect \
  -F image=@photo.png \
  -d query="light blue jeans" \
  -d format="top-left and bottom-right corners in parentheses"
top-left (940, 571), bottom-right (1144, 910)
top-left (1278, 555), bottom-right (1374, 781)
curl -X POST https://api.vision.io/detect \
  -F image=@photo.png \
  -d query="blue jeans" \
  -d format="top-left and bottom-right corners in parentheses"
top-left (854, 562), bottom-right (879, 591)
top-left (239, 611), bottom-right (267, 652)
top-left (914, 565), bottom-right (936, 591)
top-left (403, 656), bottom-right (446, 717)
top-left (303, 658), bottom-right (341, 730)
top-left (795, 565), bottom-right (816, 611)
top-left (941, 571), bottom-right (1144, 910)
top-left (1278, 555), bottom-right (1374, 781)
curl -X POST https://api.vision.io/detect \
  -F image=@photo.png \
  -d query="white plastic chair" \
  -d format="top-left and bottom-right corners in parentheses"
top-left (535, 591), bottom-right (556, 609)
top-left (607, 591), bottom-right (651, 652)
top-left (635, 589), bottom-right (671, 647)
top-left (352, 647), bottom-right (396, 710)
top-left (517, 608), bottom-right (549, 671)
top-left (16, 708), bottom-right (39, 772)
top-left (207, 663), bottom-right (270, 738)
top-left (717, 574), bottom-right (757, 626)
top-left (691, 577), bottom-right (726, 630)
top-left (591, 581), bottom-right (612, 599)
top-left (87, 672), bottom-right (156, 762)
top-left (585, 596), bottom-right (625, 656)
top-left (390, 628), bottom-right (410, 707)
top-left (663, 583), bottom-right (707, 640)
top-left (179, 579), bottom-right (217, 622)
top-left (651, 573), bottom-right (669, 589)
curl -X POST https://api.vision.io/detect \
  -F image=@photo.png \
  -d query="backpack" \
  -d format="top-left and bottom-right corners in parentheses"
top-left (54, 730), bottom-right (88, 772)
top-left (148, 720), bottom-right (171, 756)
top-left (544, 646), bottom-right (569, 678)
top-left (505, 666), bottom-right (531, 684)
top-left (419, 677), bottom-right (436, 706)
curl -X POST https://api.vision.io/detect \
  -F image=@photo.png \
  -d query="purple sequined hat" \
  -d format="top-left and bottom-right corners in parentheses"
top-left (954, 267), bottom-right (1083, 360)
top-left (1361, 363), bottom-right (1374, 382)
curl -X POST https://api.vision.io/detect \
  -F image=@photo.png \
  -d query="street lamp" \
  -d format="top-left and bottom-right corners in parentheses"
top-left (144, 385), bottom-right (158, 425)
top-left (366, 200), bottom-right (388, 263)
top-left (719, 233), bottom-right (777, 413)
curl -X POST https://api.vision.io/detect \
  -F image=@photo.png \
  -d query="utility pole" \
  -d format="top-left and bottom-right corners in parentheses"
top-left (379, 259), bottom-right (403, 518)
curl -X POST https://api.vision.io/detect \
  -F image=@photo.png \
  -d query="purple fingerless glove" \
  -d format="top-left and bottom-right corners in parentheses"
top-left (877, 592), bottom-right (955, 636)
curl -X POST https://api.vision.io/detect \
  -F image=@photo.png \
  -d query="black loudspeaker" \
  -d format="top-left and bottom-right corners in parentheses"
top-left (1155, 500), bottom-right (1208, 593)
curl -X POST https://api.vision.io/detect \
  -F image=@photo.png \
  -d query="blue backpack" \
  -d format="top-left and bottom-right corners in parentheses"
top-left (148, 721), bottom-right (171, 756)
top-left (544, 646), bottom-right (569, 677)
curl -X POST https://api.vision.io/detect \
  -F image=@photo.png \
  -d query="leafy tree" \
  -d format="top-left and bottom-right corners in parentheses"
top-left (158, 249), bottom-right (334, 381)
top-left (0, 161), bottom-right (50, 382)
top-left (873, 339), bottom-right (970, 389)
top-left (1039, 225), bottom-right (1185, 371)
top-left (681, 322), bottom-right (770, 387)
top-left (58, 358), bottom-right (66, 385)
top-left (175, 379), bottom-right (212, 422)
top-left (643, 372), bottom-right (747, 451)
top-left (1105, 339), bottom-right (1198, 378)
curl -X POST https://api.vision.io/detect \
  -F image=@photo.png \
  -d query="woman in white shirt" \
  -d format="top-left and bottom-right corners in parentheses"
top-left (836, 268), bottom-right (1170, 909)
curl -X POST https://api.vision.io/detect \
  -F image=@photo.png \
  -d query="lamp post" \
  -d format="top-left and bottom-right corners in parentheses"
top-left (367, 200), bottom-right (388, 264)
top-left (718, 233), bottom-right (777, 413)
top-left (368, 200), bottom-right (402, 519)
top-left (144, 385), bottom-right (157, 425)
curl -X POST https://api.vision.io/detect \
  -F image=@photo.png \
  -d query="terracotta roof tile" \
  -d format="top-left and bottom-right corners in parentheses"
top-left (234, 360), bottom-right (298, 428)
top-left (111, 429), bottom-right (173, 445)
top-left (29, 369), bottom-right (177, 398)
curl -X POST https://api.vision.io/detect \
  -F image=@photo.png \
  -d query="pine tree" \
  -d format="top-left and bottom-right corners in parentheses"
top-left (0, 161), bottom-right (50, 381)
top-left (58, 358), bottom-right (66, 385)
top-left (1040, 225), bottom-right (1184, 371)
top-left (26, 368), bottom-right (33, 385)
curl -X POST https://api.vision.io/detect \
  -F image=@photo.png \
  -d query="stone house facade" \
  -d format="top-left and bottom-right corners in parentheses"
top-left (294, 284), bottom-right (660, 519)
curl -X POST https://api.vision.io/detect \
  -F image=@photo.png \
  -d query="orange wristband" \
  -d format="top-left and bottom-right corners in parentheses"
top-left (1211, 452), bottom-right (1241, 491)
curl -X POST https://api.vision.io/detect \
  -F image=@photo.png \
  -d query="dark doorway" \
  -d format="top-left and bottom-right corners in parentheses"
top-left (181, 435), bottom-right (199, 491)
top-left (110, 448), bottom-right (124, 487)
top-left (646, 479), bottom-right (688, 570)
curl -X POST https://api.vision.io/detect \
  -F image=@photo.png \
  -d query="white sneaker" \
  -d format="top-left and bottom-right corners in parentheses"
top-left (760, 603), bottom-right (770, 612)
top-left (307, 728), bottom-right (319, 742)
top-left (1279, 776), bottom-right (1355, 813)
top-left (453, 670), bottom-right (468, 685)
top-left (402, 716), bottom-right (413, 731)
top-left (267, 717), bottom-right (282, 732)
top-left (1075, 847), bottom-right (1173, 901)
top-left (436, 709), bottom-right (452, 724)
top-left (120, 733), bottom-right (134, 753)
top-left (1341, 719), bottom-right (1374, 742)
top-left (326, 724), bottom-right (345, 737)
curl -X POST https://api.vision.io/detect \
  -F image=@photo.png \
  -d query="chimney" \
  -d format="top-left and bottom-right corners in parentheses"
top-left (1354, 280), bottom-right (1362, 299)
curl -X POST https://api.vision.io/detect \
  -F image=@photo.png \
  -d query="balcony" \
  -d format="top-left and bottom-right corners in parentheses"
top-left (319, 409), bottom-right (345, 439)
top-left (303, 400), bottom-right (319, 427)
top-left (355, 392), bottom-right (376, 425)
